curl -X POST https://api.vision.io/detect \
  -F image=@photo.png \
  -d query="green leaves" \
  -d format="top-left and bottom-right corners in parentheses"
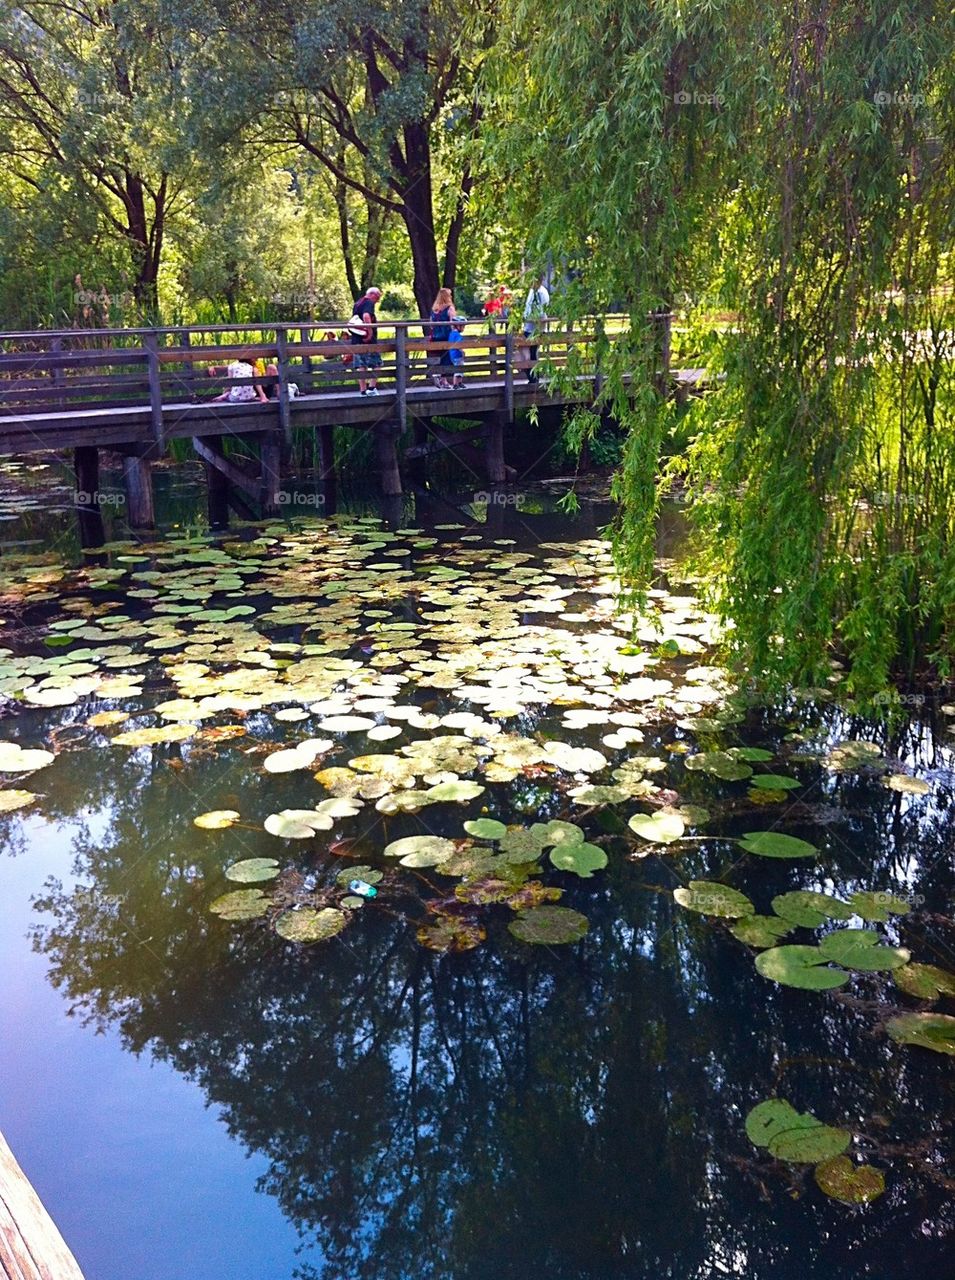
top-left (274, 907), bottom-right (347, 943)
top-left (225, 858), bottom-right (280, 883)
top-left (674, 881), bottom-right (754, 918)
top-left (754, 945), bottom-right (849, 990)
top-left (384, 835), bottom-right (456, 867)
top-left (209, 889), bottom-right (270, 920)
top-left (886, 1012), bottom-right (955, 1056)
top-left (745, 1101), bottom-right (880, 1201)
top-left (892, 963), bottom-right (955, 1001)
top-left (845, 890), bottom-right (912, 922)
top-left (508, 905), bottom-right (589, 945)
top-left (548, 841), bottom-right (607, 877)
top-left (628, 809), bottom-right (685, 844)
top-left (730, 914), bottom-right (794, 948)
top-left (737, 831), bottom-right (817, 859)
top-left (817, 928), bottom-right (909, 972)
top-left (771, 890), bottom-right (852, 927)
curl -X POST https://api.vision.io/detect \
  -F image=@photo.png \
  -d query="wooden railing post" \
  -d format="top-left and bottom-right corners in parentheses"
top-left (395, 325), bottom-right (407, 432)
top-left (276, 327), bottom-right (291, 445)
top-left (489, 320), bottom-right (498, 380)
top-left (143, 330), bottom-right (164, 452)
top-left (50, 336), bottom-right (65, 410)
top-left (300, 325), bottom-right (313, 393)
top-left (178, 328), bottom-right (198, 401)
top-left (504, 331), bottom-right (515, 423)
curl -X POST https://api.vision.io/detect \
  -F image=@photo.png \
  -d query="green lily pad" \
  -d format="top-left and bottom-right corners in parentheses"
top-left (628, 809), bottom-right (686, 844)
top-left (769, 1120), bottom-right (851, 1163)
top-left (885, 1011), bottom-right (955, 1055)
top-left (416, 916), bottom-right (486, 952)
top-left (549, 841), bottom-right (608, 878)
top-left (335, 865), bottom-right (383, 888)
top-left (225, 858), bottom-right (281, 883)
top-left (499, 827), bottom-right (547, 859)
top-left (845, 890), bottom-right (913, 921)
top-left (771, 890), bottom-right (853, 927)
top-left (751, 774), bottom-right (801, 791)
top-left (274, 906), bottom-right (347, 943)
top-left (463, 818), bottom-right (508, 840)
top-left (384, 834), bottom-right (456, 866)
top-left (817, 928), bottom-right (909, 971)
top-left (529, 819), bottom-right (585, 846)
top-left (264, 811), bottom-right (323, 839)
top-left (731, 914), bottom-right (795, 948)
top-left (738, 831), bottom-right (818, 859)
top-left (754, 945), bottom-right (850, 989)
top-left (209, 888), bottom-right (271, 920)
top-left (508, 905), bottom-right (589, 945)
top-left (745, 1099), bottom-right (803, 1147)
top-left (684, 750), bottom-right (753, 781)
top-left (425, 780), bottom-right (486, 803)
top-left (814, 1156), bottom-right (885, 1204)
top-left (674, 881), bottom-right (755, 918)
top-left (892, 962), bottom-right (955, 1001)
top-left (728, 747), bottom-right (774, 762)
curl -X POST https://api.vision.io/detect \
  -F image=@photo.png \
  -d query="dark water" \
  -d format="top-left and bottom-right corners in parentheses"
top-left (0, 462), bottom-right (952, 1280)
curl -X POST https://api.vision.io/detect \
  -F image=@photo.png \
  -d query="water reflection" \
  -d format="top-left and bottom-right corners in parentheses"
top-left (22, 706), bottom-right (955, 1280)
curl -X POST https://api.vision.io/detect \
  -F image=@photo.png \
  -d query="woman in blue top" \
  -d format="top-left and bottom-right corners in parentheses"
top-left (429, 287), bottom-right (464, 389)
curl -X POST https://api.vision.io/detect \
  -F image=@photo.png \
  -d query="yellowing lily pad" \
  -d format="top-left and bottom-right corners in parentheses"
top-left (193, 809), bottom-right (240, 830)
top-left (0, 788), bottom-right (37, 812)
top-left (274, 906), bottom-right (347, 943)
top-left (112, 723), bottom-right (196, 747)
top-left (814, 1156), bottom-right (885, 1204)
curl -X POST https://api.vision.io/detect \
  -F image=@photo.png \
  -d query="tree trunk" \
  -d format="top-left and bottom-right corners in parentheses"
top-left (400, 123), bottom-right (440, 318)
top-left (442, 162), bottom-right (473, 289)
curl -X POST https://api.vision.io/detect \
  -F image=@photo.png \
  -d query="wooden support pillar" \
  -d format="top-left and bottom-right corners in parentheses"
top-left (260, 433), bottom-right (282, 515)
top-left (73, 445), bottom-right (105, 548)
top-left (0, 1128), bottom-right (87, 1280)
top-left (375, 421), bottom-right (403, 496)
top-left (121, 451), bottom-right (156, 529)
top-left (486, 411), bottom-right (507, 484)
top-left (504, 332), bottom-right (515, 423)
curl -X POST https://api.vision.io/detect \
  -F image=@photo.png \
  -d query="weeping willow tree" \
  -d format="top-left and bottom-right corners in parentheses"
top-left (486, 0), bottom-right (955, 698)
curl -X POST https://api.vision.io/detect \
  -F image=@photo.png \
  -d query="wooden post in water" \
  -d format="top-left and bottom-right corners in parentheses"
top-left (73, 446), bottom-right (105, 547)
top-left (394, 327), bottom-right (408, 433)
top-left (121, 448), bottom-right (156, 529)
top-left (503, 332), bottom-right (515, 423)
top-left (317, 423), bottom-right (337, 513)
top-left (0, 1128), bottom-right (87, 1280)
top-left (143, 330), bottom-right (165, 454)
top-left (276, 327), bottom-right (292, 447)
top-left (486, 411), bottom-right (507, 484)
top-left (375, 421), bottom-right (403, 496)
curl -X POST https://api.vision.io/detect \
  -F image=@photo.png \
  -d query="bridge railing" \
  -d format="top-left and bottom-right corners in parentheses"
top-left (0, 315), bottom-right (671, 440)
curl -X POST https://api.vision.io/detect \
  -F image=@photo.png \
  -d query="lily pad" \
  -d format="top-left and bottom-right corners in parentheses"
top-left (769, 1120), bottom-right (851, 1163)
top-left (674, 881), bottom-right (755, 918)
top-left (549, 841), bottom-right (608, 878)
top-left (463, 818), bottom-right (507, 840)
top-left (335, 865), bottom-right (383, 888)
top-left (0, 789), bottom-right (37, 813)
top-left (684, 750), bottom-right (753, 781)
top-left (881, 773), bottom-right (930, 795)
top-left (628, 809), bottom-right (685, 844)
top-left (731, 914), bottom-right (795, 948)
top-left (814, 1156), bottom-right (885, 1204)
top-left (193, 809), bottom-right (240, 830)
top-left (885, 1011), bottom-right (955, 1055)
top-left (225, 858), bottom-right (281, 883)
top-left (530, 819), bottom-right (585, 846)
top-left (417, 916), bottom-right (487, 952)
top-left (384, 834), bottom-right (456, 866)
top-left (425, 780), bottom-right (485, 803)
top-left (751, 773), bottom-right (801, 791)
top-left (771, 890), bottom-right (853, 927)
top-left (817, 928), bottom-right (909, 971)
top-left (754, 945), bottom-right (849, 990)
top-left (264, 811), bottom-right (325, 839)
top-left (209, 888), bottom-right (271, 920)
top-left (508, 904), bottom-right (589, 945)
top-left (745, 1099), bottom-right (802, 1147)
top-left (892, 962), bottom-right (955, 1001)
top-left (112, 724), bottom-right (196, 747)
top-left (845, 890), bottom-right (912, 922)
top-left (738, 831), bottom-right (817, 859)
top-left (274, 906), bottom-right (347, 943)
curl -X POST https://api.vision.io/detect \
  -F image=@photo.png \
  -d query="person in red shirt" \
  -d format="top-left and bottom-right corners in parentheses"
top-left (482, 285), bottom-right (510, 319)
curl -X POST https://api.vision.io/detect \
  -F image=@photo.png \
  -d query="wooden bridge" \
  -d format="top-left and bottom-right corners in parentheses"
top-left (0, 315), bottom-right (702, 532)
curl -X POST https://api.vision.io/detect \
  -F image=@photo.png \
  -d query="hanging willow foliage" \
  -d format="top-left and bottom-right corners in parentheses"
top-left (484, 0), bottom-right (955, 697)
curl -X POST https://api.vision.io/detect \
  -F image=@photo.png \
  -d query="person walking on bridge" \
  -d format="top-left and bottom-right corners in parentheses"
top-left (522, 276), bottom-right (550, 383)
top-left (348, 286), bottom-right (383, 395)
top-left (429, 287), bottom-right (465, 389)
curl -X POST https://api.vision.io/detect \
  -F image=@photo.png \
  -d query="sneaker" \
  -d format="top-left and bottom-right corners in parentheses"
top-left (367, 387), bottom-right (379, 395)
top-left (452, 375), bottom-right (465, 388)
top-left (360, 389), bottom-right (367, 396)
top-left (432, 374), bottom-right (445, 388)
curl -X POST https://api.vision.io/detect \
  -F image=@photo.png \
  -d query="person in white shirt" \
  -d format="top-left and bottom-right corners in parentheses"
top-left (522, 276), bottom-right (550, 383)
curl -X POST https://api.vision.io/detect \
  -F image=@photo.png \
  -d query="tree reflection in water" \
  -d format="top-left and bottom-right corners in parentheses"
top-left (25, 716), bottom-right (955, 1280)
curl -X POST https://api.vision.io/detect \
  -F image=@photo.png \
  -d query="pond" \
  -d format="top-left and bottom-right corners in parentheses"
top-left (0, 460), bottom-right (953, 1280)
